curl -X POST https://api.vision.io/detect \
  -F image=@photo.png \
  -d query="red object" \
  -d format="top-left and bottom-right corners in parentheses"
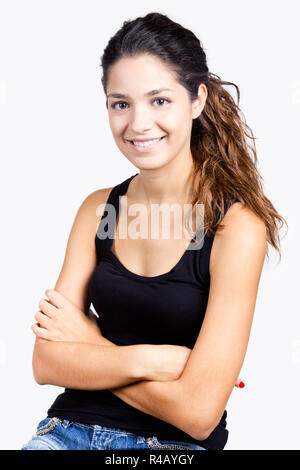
top-left (238, 381), bottom-right (245, 388)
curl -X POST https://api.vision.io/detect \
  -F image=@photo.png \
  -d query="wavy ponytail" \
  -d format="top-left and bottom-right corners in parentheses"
top-left (190, 72), bottom-right (287, 261)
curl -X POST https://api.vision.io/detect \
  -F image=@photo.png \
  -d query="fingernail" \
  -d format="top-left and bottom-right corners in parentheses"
top-left (238, 381), bottom-right (245, 388)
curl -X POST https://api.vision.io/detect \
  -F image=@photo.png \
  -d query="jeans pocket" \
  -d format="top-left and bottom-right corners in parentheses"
top-left (145, 435), bottom-right (200, 450)
top-left (36, 417), bottom-right (62, 436)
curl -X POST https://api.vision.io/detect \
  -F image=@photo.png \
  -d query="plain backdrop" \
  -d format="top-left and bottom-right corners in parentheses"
top-left (0, 0), bottom-right (299, 450)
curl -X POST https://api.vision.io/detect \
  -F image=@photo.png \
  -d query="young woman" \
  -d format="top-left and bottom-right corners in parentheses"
top-left (21, 12), bottom-right (287, 450)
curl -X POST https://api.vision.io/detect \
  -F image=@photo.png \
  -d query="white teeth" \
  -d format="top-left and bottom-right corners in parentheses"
top-left (132, 137), bottom-right (163, 147)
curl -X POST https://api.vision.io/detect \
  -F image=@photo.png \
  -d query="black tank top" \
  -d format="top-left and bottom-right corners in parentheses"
top-left (47, 173), bottom-right (238, 450)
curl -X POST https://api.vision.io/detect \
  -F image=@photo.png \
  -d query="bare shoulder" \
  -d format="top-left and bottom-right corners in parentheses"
top-left (223, 200), bottom-right (267, 258)
top-left (210, 201), bottom-right (267, 274)
top-left (75, 187), bottom-right (113, 241)
top-left (217, 201), bottom-right (266, 239)
top-left (80, 186), bottom-right (114, 224)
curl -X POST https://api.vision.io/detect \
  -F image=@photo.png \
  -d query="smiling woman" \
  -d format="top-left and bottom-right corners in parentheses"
top-left (105, 52), bottom-right (207, 176)
top-left (22, 11), bottom-right (287, 451)
top-left (128, 135), bottom-right (166, 151)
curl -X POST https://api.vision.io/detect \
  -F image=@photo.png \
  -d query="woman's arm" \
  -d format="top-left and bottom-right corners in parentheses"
top-left (33, 337), bottom-right (153, 390)
top-left (32, 187), bottom-right (151, 390)
top-left (174, 203), bottom-right (267, 439)
top-left (32, 290), bottom-right (191, 388)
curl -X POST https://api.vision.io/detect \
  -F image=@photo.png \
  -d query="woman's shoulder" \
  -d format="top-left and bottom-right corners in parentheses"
top-left (86, 185), bottom-right (115, 205)
top-left (211, 200), bottom-right (267, 265)
top-left (77, 186), bottom-right (115, 227)
top-left (222, 201), bottom-right (266, 233)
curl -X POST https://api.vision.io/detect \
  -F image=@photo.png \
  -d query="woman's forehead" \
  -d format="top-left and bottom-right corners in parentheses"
top-left (107, 55), bottom-right (177, 89)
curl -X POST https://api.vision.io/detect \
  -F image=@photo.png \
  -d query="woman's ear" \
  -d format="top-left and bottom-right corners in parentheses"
top-left (192, 83), bottom-right (207, 119)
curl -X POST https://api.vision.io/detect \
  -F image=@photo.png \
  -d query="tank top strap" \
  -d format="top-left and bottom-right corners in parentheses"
top-left (95, 173), bottom-right (139, 263)
top-left (211, 197), bottom-right (241, 229)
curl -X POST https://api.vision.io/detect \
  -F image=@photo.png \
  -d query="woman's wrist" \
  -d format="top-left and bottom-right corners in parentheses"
top-left (90, 337), bottom-right (157, 381)
top-left (133, 344), bottom-right (160, 381)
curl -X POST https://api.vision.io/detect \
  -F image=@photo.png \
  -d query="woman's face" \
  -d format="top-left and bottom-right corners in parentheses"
top-left (106, 54), bottom-right (205, 171)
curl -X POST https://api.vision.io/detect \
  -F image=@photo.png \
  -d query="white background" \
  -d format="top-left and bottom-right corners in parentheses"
top-left (0, 0), bottom-right (299, 450)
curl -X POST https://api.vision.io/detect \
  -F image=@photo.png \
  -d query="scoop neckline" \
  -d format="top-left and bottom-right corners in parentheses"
top-left (105, 172), bottom-right (199, 282)
top-left (107, 240), bottom-right (195, 281)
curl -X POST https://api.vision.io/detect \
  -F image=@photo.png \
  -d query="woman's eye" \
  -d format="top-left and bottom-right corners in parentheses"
top-left (111, 102), bottom-right (128, 111)
top-left (153, 97), bottom-right (170, 106)
top-left (110, 97), bottom-right (170, 111)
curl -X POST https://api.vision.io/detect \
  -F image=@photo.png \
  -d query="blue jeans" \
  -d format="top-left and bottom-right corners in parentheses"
top-left (21, 417), bottom-right (207, 450)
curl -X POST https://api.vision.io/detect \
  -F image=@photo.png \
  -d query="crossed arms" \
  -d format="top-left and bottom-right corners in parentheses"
top-left (32, 193), bottom-right (267, 441)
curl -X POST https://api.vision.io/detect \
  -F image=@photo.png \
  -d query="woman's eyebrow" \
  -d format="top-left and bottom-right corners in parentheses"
top-left (107, 88), bottom-right (175, 99)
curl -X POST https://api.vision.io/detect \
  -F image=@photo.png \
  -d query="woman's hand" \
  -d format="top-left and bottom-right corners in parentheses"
top-left (31, 289), bottom-right (103, 345)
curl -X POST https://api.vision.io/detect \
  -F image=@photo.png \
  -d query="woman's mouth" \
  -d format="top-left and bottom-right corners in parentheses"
top-left (128, 136), bottom-right (166, 152)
